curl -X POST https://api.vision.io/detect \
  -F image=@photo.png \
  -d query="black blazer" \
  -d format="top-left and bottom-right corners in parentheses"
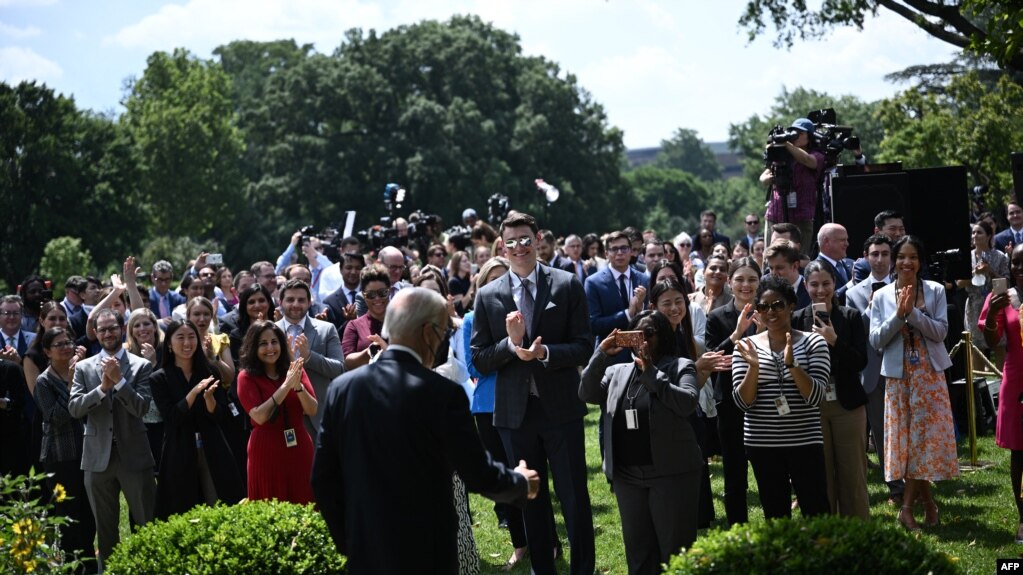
top-left (311, 349), bottom-right (527, 574)
top-left (150, 366), bottom-right (244, 519)
top-left (579, 350), bottom-right (702, 481)
top-left (791, 304), bottom-right (868, 410)
top-left (705, 299), bottom-right (746, 404)
top-left (471, 264), bottom-right (593, 429)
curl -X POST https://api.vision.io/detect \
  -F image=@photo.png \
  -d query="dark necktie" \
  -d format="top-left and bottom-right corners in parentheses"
top-left (519, 278), bottom-right (539, 396)
top-left (1016, 231), bottom-right (1021, 245)
top-left (348, 290), bottom-right (357, 306)
top-left (618, 273), bottom-right (629, 310)
top-left (519, 278), bottom-right (535, 340)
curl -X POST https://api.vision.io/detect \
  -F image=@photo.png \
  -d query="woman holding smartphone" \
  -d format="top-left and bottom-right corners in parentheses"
top-left (979, 243), bottom-right (1023, 544)
top-left (793, 260), bottom-right (869, 519)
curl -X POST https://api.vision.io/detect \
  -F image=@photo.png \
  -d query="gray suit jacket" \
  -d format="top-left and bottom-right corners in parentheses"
top-left (845, 277), bottom-right (884, 394)
top-left (869, 279), bottom-right (952, 379)
top-left (277, 316), bottom-right (345, 436)
top-left (471, 264), bottom-right (592, 429)
top-left (69, 351), bottom-right (155, 472)
top-left (579, 350), bottom-right (702, 481)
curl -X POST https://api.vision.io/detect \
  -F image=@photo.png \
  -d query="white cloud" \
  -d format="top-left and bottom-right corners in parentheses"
top-left (104, 0), bottom-right (387, 54)
top-left (0, 21), bottom-right (41, 38)
top-left (0, 46), bottom-right (63, 83)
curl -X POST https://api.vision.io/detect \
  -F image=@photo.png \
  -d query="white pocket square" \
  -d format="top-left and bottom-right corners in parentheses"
top-left (545, 301), bottom-right (556, 310)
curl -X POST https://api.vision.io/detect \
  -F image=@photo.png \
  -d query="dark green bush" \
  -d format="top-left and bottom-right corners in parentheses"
top-left (106, 500), bottom-right (346, 575)
top-left (664, 515), bottom-right (960, 575)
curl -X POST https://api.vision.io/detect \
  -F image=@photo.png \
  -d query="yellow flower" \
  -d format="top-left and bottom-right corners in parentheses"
top-left (53, 483), bottom-right (67, 503)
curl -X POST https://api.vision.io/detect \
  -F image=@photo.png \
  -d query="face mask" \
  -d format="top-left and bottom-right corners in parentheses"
top-left (430, 328), bottom-right (450, 370)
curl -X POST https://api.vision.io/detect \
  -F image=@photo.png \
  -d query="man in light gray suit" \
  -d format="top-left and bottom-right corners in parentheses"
top-left (68, 308), bottom-right (156, 571)
top-left (844, 233), bottom-right (904, 503)
top-left (276, 278), bottom-right (345, 439)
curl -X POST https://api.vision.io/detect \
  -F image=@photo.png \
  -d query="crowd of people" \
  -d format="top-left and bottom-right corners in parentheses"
top-left (2, 169), bottom-right (1023, 573)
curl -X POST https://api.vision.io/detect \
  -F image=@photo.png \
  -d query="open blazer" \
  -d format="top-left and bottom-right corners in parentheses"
top-left (868, 280), bottom-right (952, 379)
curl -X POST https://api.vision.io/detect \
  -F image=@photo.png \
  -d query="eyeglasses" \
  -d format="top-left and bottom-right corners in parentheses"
top-left (429, 252), bottom-right (446, 257)
top-left (386, 264), bottom-right (406, 272)
top-left (607, 246), bottom-right (631, 254)
top-left (745, 220), bottom-right (759, 225)
top-left (95, 325), bottom-right (121, 334)
top-left (504, 236), bottom-right (533, 249)
top-left (0, 311), bottom-right (22, 317)
top-left (363, 288), bottom-right (390, 301)
top-left (678, 242), bottom-right (692, 248)
top-left (48, 340), bottom-right (75, 349)
top-left (755, 300), bottom-right (788, 313)
top-left (199, 272), bottom-right (215, 278)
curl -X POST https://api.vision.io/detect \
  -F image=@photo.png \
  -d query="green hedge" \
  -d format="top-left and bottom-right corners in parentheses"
top-left (106, 500), bottom-right (346, 575)
top-left (664, 516), bottom-right (960, 575)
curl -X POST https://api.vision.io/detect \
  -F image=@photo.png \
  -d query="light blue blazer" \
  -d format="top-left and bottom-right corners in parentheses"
top-left (868, 280), bottom-right (952, 379)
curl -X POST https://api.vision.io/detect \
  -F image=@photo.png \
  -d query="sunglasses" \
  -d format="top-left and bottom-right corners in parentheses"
top-left (607, 246), bottom-right (631, 254)
top-left (755, 300), bottom-right (788, 313)
top-left (678, 242), bottom-right (692, 248)
top-left (746, 220), bottom-right (759, 225)
top-left (363, 288), bottom-right (390, 301)
top-left (504, 236), bottom-right (533, 249)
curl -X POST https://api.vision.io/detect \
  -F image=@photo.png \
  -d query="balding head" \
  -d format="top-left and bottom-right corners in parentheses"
top-left (817, 223), bottom-right (849, 261)
top-left (378, 246), bottom-right (407, 284)
top-left (382, 288), bottom-right (448, 365)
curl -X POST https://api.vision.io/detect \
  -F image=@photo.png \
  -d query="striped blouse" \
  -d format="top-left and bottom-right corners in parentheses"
top-left (731, 332), bottom-right (830, 448)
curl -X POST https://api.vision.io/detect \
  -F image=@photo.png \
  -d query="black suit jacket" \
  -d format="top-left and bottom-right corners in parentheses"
top-left (471, 264), bottom-right (592, 429)
top-left (321, 288), bottom-right (356, 335)
top-left (311, 349), bottom-right (527, 574)
top-left (791, 304), bottom-right (868, 410)
top-left (705, 299), bottom-right (745, 403)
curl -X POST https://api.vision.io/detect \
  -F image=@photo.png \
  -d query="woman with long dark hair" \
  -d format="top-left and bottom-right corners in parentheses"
top-left (34, 327), bottom-right (95, 568)
top-left (958, 221), bottom-right (1009, 358)
top-left (980, 243), bottom-right (1023, 543)
top-left (705, 256), bottom-right (761, 526)
top-left (150, 321), bottom-right (244, 519)
top-left (793, 260), bottom-right (869, 519)
top-left (236, 320), bottom-right (317, 503)
top-left (870, 236), bottom-right (958, 531)
top-left (580, 310), bottom-right (701, 574)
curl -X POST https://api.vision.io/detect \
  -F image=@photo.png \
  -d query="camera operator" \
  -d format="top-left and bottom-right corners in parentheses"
top-left (275, 230), bottom-right (334, 302)
top-left (760, 118), bottom-right (825, 257)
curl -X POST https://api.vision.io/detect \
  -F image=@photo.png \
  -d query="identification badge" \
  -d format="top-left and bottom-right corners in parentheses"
top-left (228, 402), bottom-right (240, 417)
top-left (284, 428), bottom-right (298, 448)
top-left (624, 409), bottom-right (639, 430)
top-left (908, 349), bottom-right (920, 365)
top-left (825, 383), bottom-right (837, 402)
top-left (774, 395), bottom-right (791, 416)
top-left (787, 191), bottom-right (798, 208)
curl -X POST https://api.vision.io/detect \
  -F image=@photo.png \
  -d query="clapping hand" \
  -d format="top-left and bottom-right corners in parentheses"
top-left (141, 342), bottom-right (156, 362)
top-left (514, 336), bottom-right (545, 362)
top-left (628, 285), bottom-right (647, 317)
top-left (897, 283), bottom-right (915, 319)
top-left (285, 358), bottom-right (305, 392)
top-left (735, 339), bottom-right (759, 369)
top-left (783, 332), bottom-right (795, 367)
top-left (505, 311), bottom-right (526, 346)
top-left (696, 350), bottom-right (731, 374)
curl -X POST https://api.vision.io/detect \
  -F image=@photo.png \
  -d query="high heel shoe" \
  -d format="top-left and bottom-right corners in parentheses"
top-left (923, 501), bottom-right (940, 527)
top-left (898, 505), bottom-right (921, 532)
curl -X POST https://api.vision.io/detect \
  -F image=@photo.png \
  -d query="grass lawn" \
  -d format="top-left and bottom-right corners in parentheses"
top-left (469, 406), bottom-right (1022, 574)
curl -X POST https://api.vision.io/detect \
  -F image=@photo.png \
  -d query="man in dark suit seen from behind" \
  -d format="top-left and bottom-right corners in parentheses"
top-left (471, 212), bottom-right (595, 575)
top-left (312, 288), bottom-right (538, 574)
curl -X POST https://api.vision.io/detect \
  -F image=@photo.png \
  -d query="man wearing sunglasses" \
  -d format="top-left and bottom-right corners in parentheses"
top-left (471, 212), bottom-right (595, 575)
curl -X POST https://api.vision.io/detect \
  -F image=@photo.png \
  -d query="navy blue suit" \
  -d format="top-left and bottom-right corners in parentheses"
top-left (148, 287), bottom-right (186, 319)
top-left (584, 267), bottom-right (649, 364)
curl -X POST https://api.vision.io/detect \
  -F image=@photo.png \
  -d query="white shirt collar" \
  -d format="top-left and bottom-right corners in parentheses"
top-left (100, 347), bottom-right (126, 361)
top-left (285, 316), bottom-right (306, 331)
top-left (387, 344), bottom-right (422, 365)
top-left (510, 264), bottom-right (540, 287)
top-left (818, 254), bottom-right (840, 267)
top-left (610, 266), bottom-right (630, 281)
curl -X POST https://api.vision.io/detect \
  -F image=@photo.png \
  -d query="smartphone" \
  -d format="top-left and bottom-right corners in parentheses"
top-left (207, 253), bottom-right (223, 266)
top-left (812, 302), bottom-right (829, 324)
top-left (615, 330), bottom-right (644, 349)
top-left (993, 277), bottom-right (1008, 295)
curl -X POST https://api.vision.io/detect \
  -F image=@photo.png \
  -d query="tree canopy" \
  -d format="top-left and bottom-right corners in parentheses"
top-left (739, 0), bottom-right (1023, 75)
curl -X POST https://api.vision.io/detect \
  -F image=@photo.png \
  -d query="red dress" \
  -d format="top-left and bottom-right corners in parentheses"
top-left (236, 369), bottom-right (316, 503)
top-left (979, 291), bottom-right (1023, 450)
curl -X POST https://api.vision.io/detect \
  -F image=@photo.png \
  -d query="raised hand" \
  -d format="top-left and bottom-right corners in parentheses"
top-left (505, 311), bottom-right (526, 346)
top-left (812, 314), bottom-right (837, 345)
top-left (784, 332), bottom-right (794, 367)
top-left (286, 358), bottom-right (305, 391)
top-left (123, 256), bottom-right (141, 287)
top-left (735, 339), bottom-right (759, 368)
top-left (897, 284), bottom-right (915, 318)
top-left (598, 329), bottom-right (623, 356)
top-left (696, 350), bottom-right (731, 374)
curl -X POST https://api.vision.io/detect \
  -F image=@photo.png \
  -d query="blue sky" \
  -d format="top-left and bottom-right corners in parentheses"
top-left (0, 0), bottom-right (959, 147)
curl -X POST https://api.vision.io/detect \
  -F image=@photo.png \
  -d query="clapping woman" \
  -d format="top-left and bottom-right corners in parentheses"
top-left (150, 321), bottom-right (243, 519)
top-left (125, 309), bottom-right (165, 470)
top-left (580, 310), bottom-right (701, 575)
top-left (237, 320), bottom-right (318, 503)
top-left (870, 236), bottom-right (958, 531)
top-left (732, 276), bottom-right (831, 519)
top-left (793, 260), bottom-right (869, 519)
top-left (34, 327), bottom-right (95, 566)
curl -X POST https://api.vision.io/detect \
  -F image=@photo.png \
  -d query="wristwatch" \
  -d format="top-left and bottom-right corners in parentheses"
top-left (785, 355), bottom-right (799, 369)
